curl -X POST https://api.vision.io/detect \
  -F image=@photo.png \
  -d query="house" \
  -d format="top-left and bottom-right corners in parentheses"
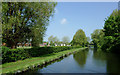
top-left (40, 43), bottom-right (50, 47)
top-left (17, 43), bottom-right (31, 47)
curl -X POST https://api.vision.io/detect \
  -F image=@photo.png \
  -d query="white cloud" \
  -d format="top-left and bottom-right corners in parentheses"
top-left (61, 18), bottom-right (67, 24)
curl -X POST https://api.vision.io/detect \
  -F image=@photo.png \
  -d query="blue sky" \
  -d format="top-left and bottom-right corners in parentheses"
top-left (43, 2), bottom-right (118, 42)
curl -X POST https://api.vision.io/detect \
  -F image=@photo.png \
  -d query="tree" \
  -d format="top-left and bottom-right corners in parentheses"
top-left (30, 2), bottom-right (57, 47)
top-left (48, 35), bottom-right (59, 46)
top-left (2, 2), bottom-right (57, 48)
top-left (91, 29), bottom-right (104, 49)
top-left (48, 35), bottom-right (54, 43)
top-left (101, 9), bottom-right (120, 52)
top-left (62, 36), bottom-right (70, 44)
top-left (87, 37), bottom-right (90, 43)
top-left (71, 29), bottom-right (87, 47)
top-left (0, 2), bottom-right (2, 46)
top-left (53, 36), bottom-right (59, 44)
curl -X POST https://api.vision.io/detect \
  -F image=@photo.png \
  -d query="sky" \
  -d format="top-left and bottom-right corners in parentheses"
top-left (43, 2), bottom-right (118, 42)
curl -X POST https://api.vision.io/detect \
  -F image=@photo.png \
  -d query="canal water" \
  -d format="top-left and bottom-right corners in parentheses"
top-left (22, 47), bottom-right (120, 74)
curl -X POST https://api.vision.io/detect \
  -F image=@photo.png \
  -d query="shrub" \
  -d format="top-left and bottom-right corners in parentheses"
top-left (2, 46), bottom-right (81, 64)
top-left (2, 47), bottom-right (30, 63)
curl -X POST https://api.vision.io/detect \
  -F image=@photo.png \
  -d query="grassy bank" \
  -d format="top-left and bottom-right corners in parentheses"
top-left (2, 46), bottom-right (79, 64)
top-left (1, 47), bottom-right (87, 74)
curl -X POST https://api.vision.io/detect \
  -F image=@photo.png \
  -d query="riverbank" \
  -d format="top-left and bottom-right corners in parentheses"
top-left (1, 47), bottom-right (88, 74)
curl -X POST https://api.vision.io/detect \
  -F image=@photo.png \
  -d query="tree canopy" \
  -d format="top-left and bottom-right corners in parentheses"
top-left (2, 2), bottom-right (57, 48)
top-left (71, 29), bottom-right (88, 47)
top-left (91, 29), bottom-right (104, 49)
top-left (87, 37), bottom-right (90, 43)
top-left (101, 9), bottom-right (120, 53)
top-left (48, 35), bottom-right (59, 46)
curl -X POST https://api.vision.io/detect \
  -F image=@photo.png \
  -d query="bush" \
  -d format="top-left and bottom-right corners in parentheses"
top-left (2, 46), bottom-right (80, 64)
top-left (2, 46), bottom-right (30, 63)
top-left (2, 46), bottom-right (10, 63)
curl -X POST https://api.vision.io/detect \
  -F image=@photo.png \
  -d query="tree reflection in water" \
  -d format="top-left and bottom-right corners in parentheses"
top-left (73, 49), bottom-right (89, 68)
top-left (106, 53), bottom-right (120, 74)
top-left (93, 48), bottom-right (120, 74)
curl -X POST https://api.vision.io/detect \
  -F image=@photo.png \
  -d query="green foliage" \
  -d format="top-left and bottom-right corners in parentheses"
top-left (2, 46), bottom-right (30, 63)
top-left (62, 36), bottom-right (70, 44)
top-left (2, 47), bottom-right (85, 74)
top-left (91, 29), bottom-right (104, 49)
top-left (48, 35), bottom-right (60, 46)
top-left (2, 2), bottom-right (57, 48)
top-left (2, 46), bottom-right (80, 64)
top-left (101, 10), bottom-right (120, 53)
top-left (87, 37), bottom-right (90, 43)
top-left (71, 29), bottom-right (88, 47)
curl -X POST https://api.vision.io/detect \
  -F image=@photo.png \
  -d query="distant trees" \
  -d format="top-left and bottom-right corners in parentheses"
top-left (48, 35), bottom-right (70, 46)
top-left (101, 10), bottom-right (120, 53)
top-left (87, 37), bottom-right (90, 43)
top-left (2, 2), bottom-right (57, 48)
top-left (48, 35), bottom-right (54, 46)
top-left (62, 36), bottom-right (70, 44)
top-left (71, 29), bottom-right (88, 47)
top-left (48, 35), bottom-right (59, 46)
top-left (91, 29), bottom-right (104, 49)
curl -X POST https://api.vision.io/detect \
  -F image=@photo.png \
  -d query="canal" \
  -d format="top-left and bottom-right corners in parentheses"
top-left (21, 47), bottom-right (120, 74)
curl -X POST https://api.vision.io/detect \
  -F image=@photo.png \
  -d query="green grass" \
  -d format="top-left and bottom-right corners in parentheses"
top-left (0, 47), bottom-right (87, 74)
top-left (17, 46), bottom-right (32, 49)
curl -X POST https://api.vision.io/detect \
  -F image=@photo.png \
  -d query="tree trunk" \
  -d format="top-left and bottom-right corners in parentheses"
top-left (7, 40), bottom-right (17, 49)
top-left (11, 42), bottom-right (17, 49)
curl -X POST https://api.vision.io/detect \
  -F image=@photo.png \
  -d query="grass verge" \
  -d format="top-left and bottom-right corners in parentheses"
top-left (0, 47), bottom-right (87, 74)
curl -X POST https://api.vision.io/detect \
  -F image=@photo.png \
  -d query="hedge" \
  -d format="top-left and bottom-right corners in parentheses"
top-left (2, 46), bottom-right (81, 64)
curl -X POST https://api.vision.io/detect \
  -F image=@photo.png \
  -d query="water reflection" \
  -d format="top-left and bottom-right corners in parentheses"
top-left (93, 50), bottom-right (106, 61)
top-left (20, 47), bottom-right (120, 74)
top-left (73, 49), bottom-right (89, 68)
top-left (106, 53), bottom-right (120, 74)
top-left (92, 50), bottom-right (107, 69)
top-left (92, 49), bottom-right (120, 74)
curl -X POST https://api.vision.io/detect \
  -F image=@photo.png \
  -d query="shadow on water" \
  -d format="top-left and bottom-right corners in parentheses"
top-left (106, 53), bottom-right (120, 74)
top-left (92, 47), bottom-right (120, 74)
top-left (73, 48), bottom-right (89, 68)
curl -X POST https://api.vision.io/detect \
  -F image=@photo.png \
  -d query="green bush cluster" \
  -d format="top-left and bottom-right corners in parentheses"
top-left (2, 46), bottom-right (80, 64)
top-left (2, 46), bottom-right (30, 63)
top-left (27, 46), bottom-right (76, 57)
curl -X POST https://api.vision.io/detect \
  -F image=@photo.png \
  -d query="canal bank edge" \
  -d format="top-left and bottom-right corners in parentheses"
top-left (1, 47), bottom-right (88, 74)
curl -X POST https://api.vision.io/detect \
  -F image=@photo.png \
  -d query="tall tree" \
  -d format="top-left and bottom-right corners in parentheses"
top-left (102, 9), bottom-right (120, 52)
top-left (71, 29), bottom-right (87, 47)
top-left (0, 2), bottom-right (2, 46)
top-left (91, 29), bottom-right (104, 49)
top-left (2, 2), bottom-right (57, 48)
